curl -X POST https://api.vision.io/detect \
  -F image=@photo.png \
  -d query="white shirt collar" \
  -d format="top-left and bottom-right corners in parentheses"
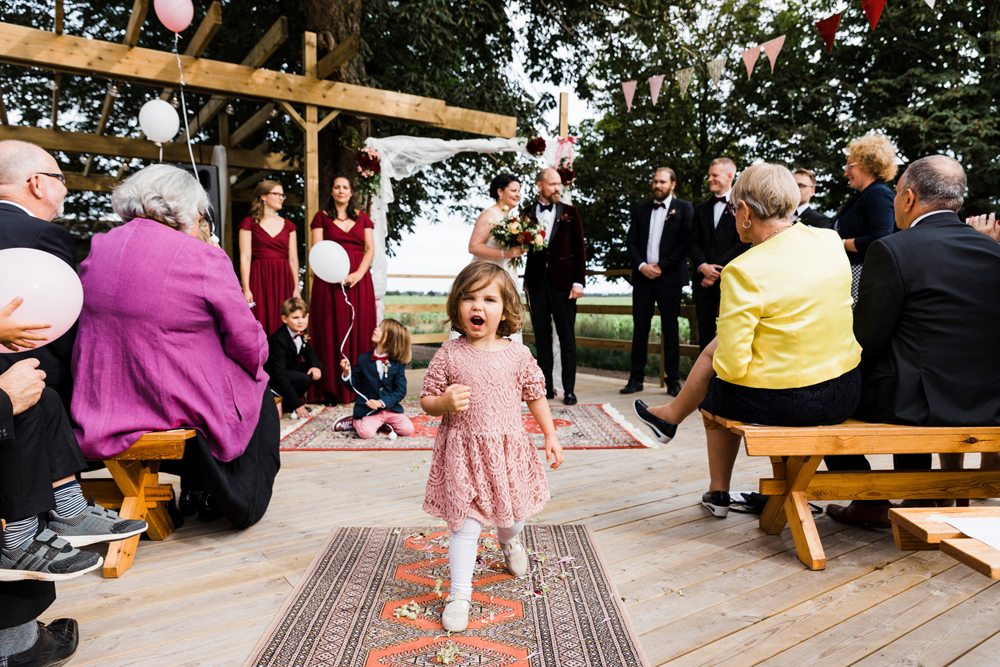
top-left (718, 189), bottom-right (732, 202)
top-left (0, 199), bottom-right (36, 217)
top-left (795, 203), bottom-right (810, 216)
top-left (910, 210), bottom-right (954, 228)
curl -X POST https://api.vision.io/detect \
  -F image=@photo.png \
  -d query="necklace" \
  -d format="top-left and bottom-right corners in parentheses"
top-left (759, 225), bottom-right (792, 245)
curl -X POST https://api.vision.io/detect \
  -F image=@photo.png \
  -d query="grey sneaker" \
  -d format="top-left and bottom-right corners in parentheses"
top-left (0, 527), bottom-right (103, 581)
top-left (48, 501), bottom-right (148, 548)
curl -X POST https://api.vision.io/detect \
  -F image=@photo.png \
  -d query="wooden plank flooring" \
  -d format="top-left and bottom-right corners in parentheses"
top-left (48, 371), bottom-right (1000, 666)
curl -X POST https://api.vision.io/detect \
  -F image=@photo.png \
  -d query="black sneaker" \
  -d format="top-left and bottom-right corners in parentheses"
top-left (619, 381), bottom-right (643, 394)
top-left (1, 619), bottom-right (79, 667)
top-left (0, 526), bottom-right (103, 582)
top-left (702, 491), bottom-right (731, 518)
top-left (633, 400), bottom-right (677, 443)
top-left (666, 379), bottom-right (682, 397)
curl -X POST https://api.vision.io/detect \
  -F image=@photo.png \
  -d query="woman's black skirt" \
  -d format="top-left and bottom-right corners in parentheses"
top-left (700, 366), bottom-right (862, 427)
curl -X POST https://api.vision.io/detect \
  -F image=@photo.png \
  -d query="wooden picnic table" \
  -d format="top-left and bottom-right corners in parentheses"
top-left (890, 507), bottom-right (1000, 578)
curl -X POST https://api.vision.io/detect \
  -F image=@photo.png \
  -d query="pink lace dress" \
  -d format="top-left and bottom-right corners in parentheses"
top-left (420, 337), bottom-right (549, 531)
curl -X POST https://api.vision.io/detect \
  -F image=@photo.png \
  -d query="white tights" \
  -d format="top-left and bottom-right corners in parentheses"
top-left (448, 517), bottom-right (525, 599)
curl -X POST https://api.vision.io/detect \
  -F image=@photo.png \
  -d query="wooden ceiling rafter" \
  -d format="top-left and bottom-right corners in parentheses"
top-left (316, 33), bottom-right (359, 80)
top-left (228, 102), bottom-right (275, 148)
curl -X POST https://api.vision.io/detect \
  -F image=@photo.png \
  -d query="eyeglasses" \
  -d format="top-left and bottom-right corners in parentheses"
top-left (267, 192), bottom-right (286, 199)
top-left (796, 183), bottom-right (814, 190)
top-left (844, 162), bottom-right (857, 171)
top-left (28, 172), bottom-right (66, 184)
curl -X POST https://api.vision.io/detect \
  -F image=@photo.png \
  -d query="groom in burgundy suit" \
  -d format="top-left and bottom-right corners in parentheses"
top-left (523, 168), bottom-right (587, 405)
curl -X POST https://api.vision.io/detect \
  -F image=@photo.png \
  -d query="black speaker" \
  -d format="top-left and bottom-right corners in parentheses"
top-left (174, 163), bottom-right (222, 241)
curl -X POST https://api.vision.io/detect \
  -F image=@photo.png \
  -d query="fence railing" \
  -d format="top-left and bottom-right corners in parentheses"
top-left (385, 270), bottom-right (701, 386)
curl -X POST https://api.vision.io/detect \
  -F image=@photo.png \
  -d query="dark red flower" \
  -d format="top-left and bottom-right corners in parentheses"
top-left (540, 230), bottom-right (546, 238)
top-left (557, 166), bottom-right (575, 185)
top-left (526, 137), bottom-right (546, 156)
top-left (520, 231), bottom-right (533, 244)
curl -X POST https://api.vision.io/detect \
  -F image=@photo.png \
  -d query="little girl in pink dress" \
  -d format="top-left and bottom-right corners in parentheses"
top-left (420, 261), bottom-right (565, 633)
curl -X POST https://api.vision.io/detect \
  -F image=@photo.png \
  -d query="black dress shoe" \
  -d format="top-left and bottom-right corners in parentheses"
top-left (563, 392), bottom-right (578, 405)
top-left (179, 490), bottom-right (200, 517)
top-left (546, 390), bottom-right (555, 400)
top-left (2, 619), bottom-right (78, 667)
top-left (165, 496), bottom-right (184, 531)
top-left (633, 400), bottom-right (677, 443)
top-left (619, 381), bottom-right (643, 394)
top-left (198, 493), bottom-right (224, 523)
top-left (826, 501), bottom-right (891, 528)
top-left (666, 379), bottom-right (681, 397)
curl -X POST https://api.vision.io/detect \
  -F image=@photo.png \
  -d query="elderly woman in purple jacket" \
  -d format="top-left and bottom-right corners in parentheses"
top-left (70, 164), bottom-right (280, 527)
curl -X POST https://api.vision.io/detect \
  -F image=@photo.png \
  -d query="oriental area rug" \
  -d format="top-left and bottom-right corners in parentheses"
top-left (245, 525), bottom-right (649, 667)
top-left (280, 402), bottom-right (656, 451)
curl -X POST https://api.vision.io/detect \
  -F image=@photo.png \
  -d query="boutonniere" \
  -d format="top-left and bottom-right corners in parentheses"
top-left (666, 209), bottom-right (677, 220)
top-left (383, 359), bottom-right (391, 374)
top-left (559, 213), bottom-right (570, 222)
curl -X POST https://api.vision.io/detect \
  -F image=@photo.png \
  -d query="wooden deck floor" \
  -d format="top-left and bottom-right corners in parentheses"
top-left (50, 371), bottom-right (1000, 666)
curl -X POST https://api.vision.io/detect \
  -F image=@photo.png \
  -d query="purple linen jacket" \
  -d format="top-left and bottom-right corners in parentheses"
top-left (71, 218), bottom-right (269, 462)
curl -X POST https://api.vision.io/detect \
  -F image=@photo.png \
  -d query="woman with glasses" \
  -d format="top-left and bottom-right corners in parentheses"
top-left (633, 164), bottom-right (861, 518)
top-left (239, 180), bottom-right (301, 335)
top-left (833, 135), bottom-right (897, 305)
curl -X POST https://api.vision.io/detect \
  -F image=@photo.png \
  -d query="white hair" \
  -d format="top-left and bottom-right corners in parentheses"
top-left (0, 140), bottom-right (55, 189)
top-left (111, 164), bottom-right (211, 232)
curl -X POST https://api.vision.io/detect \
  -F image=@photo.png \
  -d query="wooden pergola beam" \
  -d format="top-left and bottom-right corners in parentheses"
top-left (316, 33), bottom-right (358, 80)
top-left (0, 22), bottom-right (516, 137)
top-left (159, 1), bottom-right (223, 102)
top-left (123, 0), bottom-right (148, 48)
top-left (229, 103), bottom-right (274, 147)
top-left (65, 172), bottom-right (119, 193)
top-left (50, 0), bottom-right (64, 129)
top-left (0, 125), bottom-right (298, 172)
top-left (178, 16), bottom-right (288, 140)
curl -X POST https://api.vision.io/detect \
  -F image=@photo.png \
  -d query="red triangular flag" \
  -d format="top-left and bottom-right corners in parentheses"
top-left (742, 46), bottom-right (761, 80)
top-left (761, 35), bottom-right (786, 73)
top-left (648, 75), bottom-right (665, 106)
top-left (862, 0), bottom-right (886, 30)
top-left (622, 80), bottom-right (637, 111)
top-left (816, 13), bottom-right (842, 52)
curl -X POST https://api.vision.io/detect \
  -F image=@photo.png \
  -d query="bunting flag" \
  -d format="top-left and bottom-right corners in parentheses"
top-left (742, 46), bottom-right (761, 80)
top-left (761, 35), bottom-right (786, 73)
top-left (648, 74), bottom-right (666, 105)
top-left (862, 0), bottom-right (886, 30)
top-left (676, 67), bottom-right (695, 99)
top-left (622, 80), bottom-right (637, 111)
top-left (924, 0), bottom-right (936, 7)
top-left (707, 57), bottom-right (727, 89)
top-left (816, 13), bottom-right (842, 52)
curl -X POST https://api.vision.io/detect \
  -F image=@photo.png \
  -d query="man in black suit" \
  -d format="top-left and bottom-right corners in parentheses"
top-left (792, 168), bottom-right (834, 228)
top-left (690, 158), bottom-right (750, 351)
top-left (825, 155), bottom-right (1000, 526)
top-left (524, 168), bottom-right (587, 405)
top-left (622, 168), bottom-right (693, 396)
top-left (0, 140), bottom-right (75, 410)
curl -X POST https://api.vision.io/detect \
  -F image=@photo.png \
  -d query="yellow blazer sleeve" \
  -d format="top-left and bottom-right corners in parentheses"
top-left (712, 264), bottom-right (763, 383)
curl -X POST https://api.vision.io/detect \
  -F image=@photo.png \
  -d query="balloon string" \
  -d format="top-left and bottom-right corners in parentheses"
top-left (339, 283), bottom-right (370, 403)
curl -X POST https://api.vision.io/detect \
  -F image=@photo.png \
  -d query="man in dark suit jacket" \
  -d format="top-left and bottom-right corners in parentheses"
top-left (265, 299), bottom-right (324, 419)
top-left (825, 156), bottom-right (1000, 527)
top-left (792, 168), bottom-right (834, 229)
top-left (524, 168), bottom-right (587, 405)
top-left (690, 158), bottom-right (750, 351)
top-left (622, 167), bottom-right (694, 396)
top-left (0, 140), bottom-right (75, 410)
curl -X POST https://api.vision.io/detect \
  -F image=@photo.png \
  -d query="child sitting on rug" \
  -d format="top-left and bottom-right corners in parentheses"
top-left (266, 298), bottom-right (324, 420)
top-left (420, 261), bottom-right (565, 633)
top-left (338, 319), bottom-right (415, 439)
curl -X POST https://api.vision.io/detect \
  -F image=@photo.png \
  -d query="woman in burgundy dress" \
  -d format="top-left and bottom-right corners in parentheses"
top-left (239, 180), bottom-right (301, 335)
top-left (310, 174), bottom-right (376, 404)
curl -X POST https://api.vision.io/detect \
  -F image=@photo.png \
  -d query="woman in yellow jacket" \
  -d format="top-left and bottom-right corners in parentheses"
top-left (634, 163), bottom-right (862, 517)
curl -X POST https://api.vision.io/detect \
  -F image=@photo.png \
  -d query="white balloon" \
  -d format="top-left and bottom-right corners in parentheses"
top-left (0, 248), bottom-right (83, 353)
top-left (139, 99), bottom-right (180, 144)
top-left (309, 241), bottom-right (351, 284)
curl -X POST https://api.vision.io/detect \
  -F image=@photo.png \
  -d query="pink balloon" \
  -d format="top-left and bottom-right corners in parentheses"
top-left (154, 0), bottom-right (194, 33)
top-left (0, 248), bottom-right (83, 354)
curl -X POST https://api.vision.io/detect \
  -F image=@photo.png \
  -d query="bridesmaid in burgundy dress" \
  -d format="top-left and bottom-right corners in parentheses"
top-left (310, 174), bottom-right (376, 404)
top-left (239, 180), bottom-right (301, 335)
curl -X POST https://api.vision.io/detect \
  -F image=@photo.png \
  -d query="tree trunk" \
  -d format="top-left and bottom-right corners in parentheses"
top-left (301, 0), bottom-right (370, 214)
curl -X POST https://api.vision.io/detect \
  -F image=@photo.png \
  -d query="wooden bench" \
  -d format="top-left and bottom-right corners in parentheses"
top-left (701, 411), bottom-right (1000, 571)
top-left (80, 429), bottom-right (197, 578)
top-left (889, 507), bottom-right (1000, 578)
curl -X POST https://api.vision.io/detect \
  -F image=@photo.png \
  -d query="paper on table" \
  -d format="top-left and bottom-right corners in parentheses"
top-left (938, 517), bottom-right (1000, 553)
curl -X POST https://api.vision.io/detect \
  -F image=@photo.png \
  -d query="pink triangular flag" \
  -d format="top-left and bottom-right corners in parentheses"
top-left (862, 0), bottom-right (886, 30)
top-left (761, 35), bottom-right (786, 73)
top-left (742, 46), bottom-right (761, 80)
top-left (622, 80), bottom-right (637, 111)
top-left (816, 13), bottom-right (842, 53)
top-left (648, 75), bottom-right (665, 106)
top-left (924, 0), bottom-right (935, 8)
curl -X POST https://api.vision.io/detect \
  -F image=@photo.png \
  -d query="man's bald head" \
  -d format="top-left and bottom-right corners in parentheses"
top-left (899, 155), bottom-right (966, 213)
top-left (536, 167), bottom-right (562, 204)
top-left (0, 140), bottom-right (66, 220)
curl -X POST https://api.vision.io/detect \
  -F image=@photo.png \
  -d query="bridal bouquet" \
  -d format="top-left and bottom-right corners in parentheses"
top-left (489, 206), bottom-right (546, 269)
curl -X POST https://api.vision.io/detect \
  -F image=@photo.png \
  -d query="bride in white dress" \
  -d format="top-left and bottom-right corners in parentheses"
top-left (456, 173), bottom-right (525, 342)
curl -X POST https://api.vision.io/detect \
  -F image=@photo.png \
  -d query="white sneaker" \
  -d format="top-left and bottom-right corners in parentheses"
top-left (442, 594), bottom-right (471, 632)
top-left (501, 536), bottom-right (529, 576)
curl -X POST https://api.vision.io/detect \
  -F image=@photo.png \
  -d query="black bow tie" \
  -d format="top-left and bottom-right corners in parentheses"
top-left (652, 201), bottom-right (667, 210)
top-left (712, 195), bottom-right (728, 205)
top-left (538, 203), bottom-right (553, 212)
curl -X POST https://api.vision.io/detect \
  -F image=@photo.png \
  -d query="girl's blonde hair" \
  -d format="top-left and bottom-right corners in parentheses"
top-left (249, 180), bottom-right (282, 223)
top-left (446, 261), bottom-right (523, 339)
top-left (379, 318), bottom-right (412, 364)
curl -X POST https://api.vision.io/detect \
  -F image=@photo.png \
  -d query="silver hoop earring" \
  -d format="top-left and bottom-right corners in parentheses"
top-left (742, 220), bottom-right (751, 229)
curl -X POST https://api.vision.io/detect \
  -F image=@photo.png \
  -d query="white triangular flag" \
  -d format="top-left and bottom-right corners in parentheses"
top-left (924, 0), bottom-right (935, 7)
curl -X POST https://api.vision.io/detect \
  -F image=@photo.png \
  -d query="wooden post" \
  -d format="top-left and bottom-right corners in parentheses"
top-left (303, 32), bottom-right (319, 299)
top-left (559, 92), bottom-right (569, 139)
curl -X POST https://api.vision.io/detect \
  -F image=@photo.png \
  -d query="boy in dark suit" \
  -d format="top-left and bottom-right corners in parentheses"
top-left (265, 298), bottom-right (323, 419)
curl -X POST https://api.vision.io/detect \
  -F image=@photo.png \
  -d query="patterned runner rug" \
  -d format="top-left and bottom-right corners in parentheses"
top-left (280, 402), bottom-right (655, 451)
top-left (245, 524), bottom-right (649, 667)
